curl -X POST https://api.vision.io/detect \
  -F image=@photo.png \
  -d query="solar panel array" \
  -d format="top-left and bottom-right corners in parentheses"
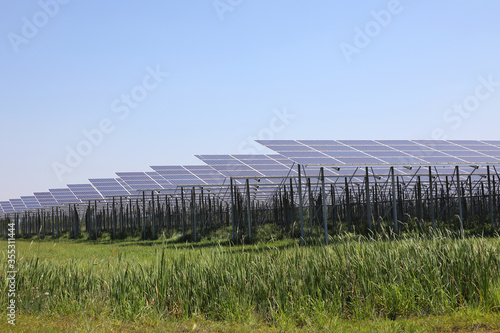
top-left (21, 196), bottom-right (42, 209)
top-left (182, 165), bottom-right (227, 185)
top-left (116, 172), bottom-right (163, 191)
top-left (194, 154), bottom-right (295, 187)
top-left (2, 140), bottom-right (500, 215)
top-left (196, 155), bottom-right (265, 179)
top-left (89, 178), bottom-right (130, 197)
top-left (9, 199), bottom-right (26, 211)
top-left (0, 201), bottom-right (15, 213)
top-left (66, 184), bottom-right (103, 201)
top-left (145, 172), bottom-right (175, 189)
top-left (194, 154), bottom-right (300, 199)
top-left (257, 140), bottom-right (500, 166)
top-left (151, 165), bottom-right (209, 186)
top-left (117, 178), bottom-right (134, 193)
top-left (33, 192), bottom-right (59, 207)
top-left (49, 188), bottom-right (81, 204)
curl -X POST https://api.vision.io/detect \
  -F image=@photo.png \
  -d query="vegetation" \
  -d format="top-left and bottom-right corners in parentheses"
top-left (1, 230), bottom-right (499, 332)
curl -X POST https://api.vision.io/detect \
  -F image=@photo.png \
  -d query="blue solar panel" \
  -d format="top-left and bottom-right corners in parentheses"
top-left (257, 140), bottom-right (300, 146)
top-left (0, 201), bottom-right (15, 213)
top-left (183, 165), bottom-right (227, 184)
top-left (116, 178), bottom-right (134, 193)
top-left (151, 165), bottom-right (189, 172)
top-left (21, 196), bottom-right (42, 209)
top-left (411, 151), bottom-right (448, 157)
top-left (116, 172), bottom-right (162, 190)
top-left (279, 151), bottom-right (329, 158)
top-left (298, 140), bottom-right (344, 146)
top-left (258, 140), bottom-right (500, 167)
top-left (89, 178), bottom-right (130, 197)
top-left (145, 172), bottom-right (176, 188)
top-left (339, 140), bottom-right (379, 145)
top-left (33, 192), bottom-right (59, 207)
top-left (151, 166), bottom-right (208, 186)
top-left (234, 154), bottom-right (272, 160)
top-left (323, 151), bottom-right (370, 158)
top-left (349, 145), bottom-right (396, 151)
top-left (49, 188), bottom-right (81, 204)
top-left (67, 184), bottom-right (103, 200)
top-left (335, 157), bottom-right (384, 164)
top-left (379, 157), bottom-right (427, 164)
top-left (10, 199), bottom-right (26, 211)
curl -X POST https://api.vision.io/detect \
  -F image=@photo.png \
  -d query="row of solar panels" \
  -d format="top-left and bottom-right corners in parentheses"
top-left (0, 154), bottom-right (296, 214)
top-left (257, 139), bottom-right (500, 166)
top-left (2, 140), bottom-right (500, 214)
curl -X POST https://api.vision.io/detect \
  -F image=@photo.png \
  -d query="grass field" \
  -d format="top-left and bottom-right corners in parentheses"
top-left (1, 231), bottom-right (500, 332)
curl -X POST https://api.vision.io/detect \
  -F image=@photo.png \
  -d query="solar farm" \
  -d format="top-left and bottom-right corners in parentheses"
top-left (2, 140), bottom-right (500, 241)
top-left (2, 140), bottom-right (500, 331)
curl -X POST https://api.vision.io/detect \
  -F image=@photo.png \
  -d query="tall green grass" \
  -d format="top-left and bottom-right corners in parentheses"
top-left (2, 232), bottom-right (500, 326)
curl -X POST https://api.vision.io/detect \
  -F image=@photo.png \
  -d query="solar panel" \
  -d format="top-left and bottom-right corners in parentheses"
top-left (116, 172), bottom-right (162, 190)
top-left (67, 184), bottom-right (103, 200)
top-left (183, 165), bottom-right (227, 184)
top-left (116, 178), bottom-right (134, 193)
top-left (21, 196), bottom-right (42, 209)
top-left (10, 199), bottom-right (26, 211)
top-left (145, 172), bottom-right (175, 189)
top-left (197, 154), bottom-right (298, 186)
top-left (33, 192), bottom-right (59, 207)
top-left (257, 140), bottom-right (500, 167)
top-left (0, 201), bottom-right (15, 213)
top-left (334, 157), bottom-right (384, 164)
top-left (151, 165), bottom-right (207, 186)
top-left (89, 178), bottom-right (131, 197)
top-left (338, 140), bottom-right (380, 146)
top-left (49, 188), bottom-right (81, 204)
top-left (257, 140), bottom-right (301, 146)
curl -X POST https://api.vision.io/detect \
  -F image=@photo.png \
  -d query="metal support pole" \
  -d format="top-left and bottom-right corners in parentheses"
top-left (112, 197), bottom-right (116, 239)
top-left (201, 187), bottom-right (205, 236)
top-left (417, 176), bottom-right (422, 223)
top-left (52, 207), bottom-right (55, 238)
top-left (456, 166), bottom-right (464, 237)
top-left (307, 178), bottom-right (313, 236)
top-left (297, 164), bottom-right (304, 243)
top-left (391, 167), bottom-right (398, 233)
top-left (246, 179), bottom-right (251, 241)
top-left (120, 196), bottom-right (123, 234)
top-left (429, 166), bottom-right (435, 229)
top-left (94, 200), bottom-right (98, 239)
top-left (192, 187), bottom-right (196, 242)
top-left (320, 167), bottom-right (328, 244)
top-left (142, 191), bottom-right (146, 239)
top-left (487, 165), bottom-right (495, 231)
top-left (365, 167), bottom-right (372, 231)
top-left (151, 191), bottom-right (155, 239)
top-left (181, 187), bottom-right (186, 237)
top-left (331, 184), bottom-right (336, 233)
top-left (345, 177), bottom-right (351, 232)
top-left (230, 178), bottom-right (236, 243)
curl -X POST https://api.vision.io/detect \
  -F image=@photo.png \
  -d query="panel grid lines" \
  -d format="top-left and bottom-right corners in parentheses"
top-left (257, 140), bottom-right (500, 167)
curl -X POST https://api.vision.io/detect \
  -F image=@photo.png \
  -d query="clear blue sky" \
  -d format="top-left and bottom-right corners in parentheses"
top-left (1, 0), bottom-right (500, 200)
